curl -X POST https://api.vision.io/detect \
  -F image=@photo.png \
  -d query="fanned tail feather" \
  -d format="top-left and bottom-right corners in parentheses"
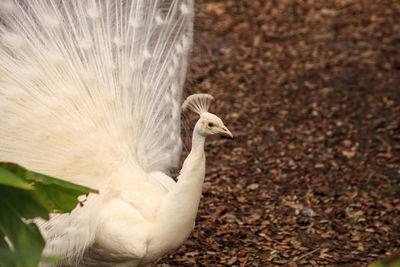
top-left (0, 0), bottom-right (194, 187)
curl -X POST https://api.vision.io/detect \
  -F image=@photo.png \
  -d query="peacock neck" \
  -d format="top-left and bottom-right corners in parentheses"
top-left (166, 124), bottom-right (206, 203)
top-left (147, 124), bottom-right (206, 260)
top-left (177, 121), bottom-right (206, 183)
top-left (190, 126), bottom-right (205, 153)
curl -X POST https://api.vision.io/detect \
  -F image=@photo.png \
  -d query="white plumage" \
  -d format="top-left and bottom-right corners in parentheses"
top-left (0, 0), bottom-right (232, 266)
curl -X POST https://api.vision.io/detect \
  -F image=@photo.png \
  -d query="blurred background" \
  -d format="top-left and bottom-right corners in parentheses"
top-left (161, 0), bottom-right (400, 266)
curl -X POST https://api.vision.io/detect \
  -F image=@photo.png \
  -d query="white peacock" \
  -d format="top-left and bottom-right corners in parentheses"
top-left (0, 0), bottom-right (232, 265)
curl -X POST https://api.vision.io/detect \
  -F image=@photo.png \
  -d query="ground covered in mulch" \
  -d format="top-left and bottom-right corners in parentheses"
top-left (160, 0), bottom-right (400, 266)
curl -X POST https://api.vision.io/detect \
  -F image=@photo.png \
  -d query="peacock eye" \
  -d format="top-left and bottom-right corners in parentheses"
top-left (208, 122), bottom-right (214, 127)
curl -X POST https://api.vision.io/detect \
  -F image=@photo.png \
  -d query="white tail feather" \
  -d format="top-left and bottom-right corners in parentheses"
top-left (0, 0), bottom-right (194, 182)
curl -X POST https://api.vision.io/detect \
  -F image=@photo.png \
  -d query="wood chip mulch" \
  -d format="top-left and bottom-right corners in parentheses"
top-left (160, 0), bottom-right (400, 266)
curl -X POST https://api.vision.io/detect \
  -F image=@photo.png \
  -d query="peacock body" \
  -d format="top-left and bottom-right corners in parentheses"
top-left (0, 0), bottom-right (232, 266)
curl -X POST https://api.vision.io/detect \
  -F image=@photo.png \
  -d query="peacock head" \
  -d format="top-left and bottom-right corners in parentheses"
top-left (182, 94), bottom-right (233, 138)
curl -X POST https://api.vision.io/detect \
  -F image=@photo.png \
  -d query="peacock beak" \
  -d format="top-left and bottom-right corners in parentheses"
top-left (220, 126), bottom-right (233, 138)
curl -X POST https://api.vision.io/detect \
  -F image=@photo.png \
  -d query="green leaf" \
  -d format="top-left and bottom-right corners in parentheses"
top-left (25, 171), bottom-right (97, 194)
top-left (369, 263), bottom-right (388, 267)
top-left (0, 163), bottom-right (28, 177)
top-left (0, 186), bottom-right (50, 220)
top-left (31, 183), bottom-right (87, 213)
top-left (0, 163), bottom-right (98, 266)
top-left (0, 233), bottom-right (8, 267)
top-left (0, 250), bottom-right (60, 265)
top-left (369, 260), bottom-right (400, 267)
top-left (0, 208), bottom-right (44, 267)
top-left (0, 163), bottom-right (97, 194)
top-left (25, 171), bottom-right (98, 213)
top-left (0, 163), bottom-right (98, 214)
top-left (0, 233), bottom-right (8, 250)
top-left (0, 167), bottom-right (33, 190)
top-left (0, 250), bottom-right (42, 264)
top-left (0, 211), bottom-right (45, 252)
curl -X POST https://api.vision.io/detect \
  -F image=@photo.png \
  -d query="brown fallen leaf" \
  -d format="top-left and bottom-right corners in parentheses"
top-left (227, 257), bottom-right (237, 265)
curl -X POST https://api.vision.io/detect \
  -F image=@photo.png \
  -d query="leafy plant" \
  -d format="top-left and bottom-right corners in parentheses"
top-left (369, 256), bottom-right (400, 267)
top-left (0, 163), bottom-right (97, 267)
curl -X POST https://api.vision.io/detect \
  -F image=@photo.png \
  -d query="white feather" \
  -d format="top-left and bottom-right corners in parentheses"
top-left (0, 0), bottom-right (193, 182)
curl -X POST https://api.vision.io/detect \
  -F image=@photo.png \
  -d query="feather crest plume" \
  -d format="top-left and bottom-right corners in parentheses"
top-left (182, 93), bottom-right (214, 115)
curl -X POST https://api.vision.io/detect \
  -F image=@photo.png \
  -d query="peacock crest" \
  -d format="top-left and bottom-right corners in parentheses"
top-left (182, 93), bottom-right (214, 115)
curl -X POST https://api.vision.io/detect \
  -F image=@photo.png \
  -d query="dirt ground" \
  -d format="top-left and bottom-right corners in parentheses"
top-left (160, 0), bottom-right (400, 266)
